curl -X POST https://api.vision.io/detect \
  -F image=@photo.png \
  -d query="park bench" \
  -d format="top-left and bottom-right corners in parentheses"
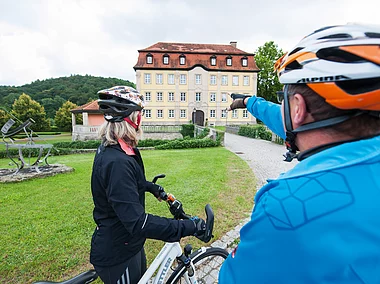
top-left (1, 118), bottom-right (53, 174)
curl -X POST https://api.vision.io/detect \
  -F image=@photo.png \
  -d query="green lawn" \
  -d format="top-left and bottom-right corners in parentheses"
top-left (0, 147), bottom-right (256, 283)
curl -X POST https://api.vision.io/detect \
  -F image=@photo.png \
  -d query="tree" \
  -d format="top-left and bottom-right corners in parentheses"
top-left (55, 101), bottom-right (83, 132)
top-left (0, 109), bottom-right (10, 129)
top-left (11, 93), bottom-right (50, 131)
top-left (255, 41), bottom-right (284, 103)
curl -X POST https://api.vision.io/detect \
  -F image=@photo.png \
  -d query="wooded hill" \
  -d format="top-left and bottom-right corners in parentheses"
top-left (0, 75), bottom-right (135, 119)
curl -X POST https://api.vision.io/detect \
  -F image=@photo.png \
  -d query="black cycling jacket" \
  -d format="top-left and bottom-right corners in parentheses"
top-left (90, 143), bottom-right (196, 266)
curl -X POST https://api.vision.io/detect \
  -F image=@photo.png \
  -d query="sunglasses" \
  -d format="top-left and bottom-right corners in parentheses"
top-left (276, 91), bottom-right (284, 103)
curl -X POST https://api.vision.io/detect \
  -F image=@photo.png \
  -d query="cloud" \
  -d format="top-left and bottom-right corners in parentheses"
top-left (0, 0), bottom-right (379, 86)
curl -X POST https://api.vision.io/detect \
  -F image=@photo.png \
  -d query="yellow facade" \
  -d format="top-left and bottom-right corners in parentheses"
top-left (135, 67), bottom-right (257, 126)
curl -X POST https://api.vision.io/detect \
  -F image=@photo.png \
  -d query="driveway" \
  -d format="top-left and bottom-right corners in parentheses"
top-left (224, 132), bottom-right (298, 189)
top-left (211, 133), bottom-right (299, 251)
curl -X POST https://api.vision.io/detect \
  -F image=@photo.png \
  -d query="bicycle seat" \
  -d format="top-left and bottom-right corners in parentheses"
top-left (33, 269), bottom-right (98, 284)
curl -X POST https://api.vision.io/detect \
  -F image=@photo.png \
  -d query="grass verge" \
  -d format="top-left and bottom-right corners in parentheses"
top-left (0, 147), bottom-right (256, 283)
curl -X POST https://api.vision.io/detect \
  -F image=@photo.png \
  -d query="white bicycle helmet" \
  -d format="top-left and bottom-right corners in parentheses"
top-left (275, 23), bottom-right (380, 111)
top-left (274, 24), bottom-right (380, 161)
top-left (97, 86), bottom-right (145, 122)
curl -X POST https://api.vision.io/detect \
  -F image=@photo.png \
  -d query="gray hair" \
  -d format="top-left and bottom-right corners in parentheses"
top-left (98, 111), bottom-right (142, 147)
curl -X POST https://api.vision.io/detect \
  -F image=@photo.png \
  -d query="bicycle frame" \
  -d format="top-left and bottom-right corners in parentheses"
top-left (138, 242), bottom-right (196, 284)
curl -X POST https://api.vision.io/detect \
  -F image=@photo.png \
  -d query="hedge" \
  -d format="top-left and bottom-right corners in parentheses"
top-left (238, 124), bottom-right (272, 141)
top-left (155, 138), bottom-right (219, 150)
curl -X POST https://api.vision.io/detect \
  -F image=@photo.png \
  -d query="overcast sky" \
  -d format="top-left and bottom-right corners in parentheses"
top-left (0, 0), bottom-right (379, 86)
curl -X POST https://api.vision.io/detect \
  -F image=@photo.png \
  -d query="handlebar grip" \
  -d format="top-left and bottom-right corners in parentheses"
top-left (203, 204), bottom-right (214, 243)
top-left (152, 174), bottom-right (166, 184)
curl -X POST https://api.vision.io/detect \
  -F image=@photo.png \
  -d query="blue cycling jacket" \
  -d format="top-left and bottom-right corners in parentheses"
top-left (219, 96), bottom-right (380, 283)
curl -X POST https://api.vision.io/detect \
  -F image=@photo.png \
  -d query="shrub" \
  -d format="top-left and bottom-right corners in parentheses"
top-left (180, 124), bottom-right (194, 138)
top-left (155, 138), bottom-right (219, 150)
top-left (238, 124), bottom-right (272, 141)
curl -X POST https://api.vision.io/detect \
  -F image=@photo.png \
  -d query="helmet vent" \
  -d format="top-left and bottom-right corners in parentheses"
top-left (288, 47), bottom-right (304, 56)
top-left (365, 32), bottom-right (380, 38)
top-left (336, 77), bottom-right (380, 95)
top-left (285, 60), bottom-right (303, 70)
top-left (318, 33), bottom-right (352, 40)
top-left (317, 48), bottom-right (364, 63)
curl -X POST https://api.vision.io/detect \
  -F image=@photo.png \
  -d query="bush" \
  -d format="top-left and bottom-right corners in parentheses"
top-left (155, 138), bottom-right (219, 150)
top-left (53, 140), bottom-right (101, 149)
top-left (180, 124), bottom-right (194, 138)
top-left (238, 125), bottom-right (272, 141)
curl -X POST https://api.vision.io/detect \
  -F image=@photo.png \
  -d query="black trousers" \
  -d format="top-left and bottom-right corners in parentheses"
top-left (94, 248), bottom-right (147, 284)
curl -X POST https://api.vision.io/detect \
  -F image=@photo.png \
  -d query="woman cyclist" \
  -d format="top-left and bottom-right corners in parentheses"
top-left (90, 86), bottom-right (206, 284)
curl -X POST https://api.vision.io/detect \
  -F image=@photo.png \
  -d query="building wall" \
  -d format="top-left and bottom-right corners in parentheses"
top-left (136, 67), bottom-right (257, 126)
top-left (88, 113), bottom-right (105, 126)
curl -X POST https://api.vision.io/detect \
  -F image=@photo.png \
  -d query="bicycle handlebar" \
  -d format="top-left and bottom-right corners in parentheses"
top-left (151, 174), bottom-right (214, 242)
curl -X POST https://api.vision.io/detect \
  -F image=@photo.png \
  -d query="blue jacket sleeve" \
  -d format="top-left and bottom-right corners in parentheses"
top-left (246, 96), bottom-right (286, 139)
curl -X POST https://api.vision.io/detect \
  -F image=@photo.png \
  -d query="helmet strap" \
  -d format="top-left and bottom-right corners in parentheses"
top-left (123, 112), bottom-right (142, 130)
top-left (283, 85), bottom-right (299, 162)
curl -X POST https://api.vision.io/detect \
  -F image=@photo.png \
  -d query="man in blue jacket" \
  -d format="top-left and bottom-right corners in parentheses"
top-left (219, 23), bottom-right (380, 283)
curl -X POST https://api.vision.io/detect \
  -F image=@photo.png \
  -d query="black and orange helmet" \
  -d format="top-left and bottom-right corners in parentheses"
top-left (274, 24), bottom-right (380, 111)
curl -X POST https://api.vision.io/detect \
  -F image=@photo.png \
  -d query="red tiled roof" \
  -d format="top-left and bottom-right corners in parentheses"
top-left (134, 42), bottom-right (259, 72)
top-left (70, 100), bottom-right (100, 113)
top-left (140, 42), bottom-right (250, 54)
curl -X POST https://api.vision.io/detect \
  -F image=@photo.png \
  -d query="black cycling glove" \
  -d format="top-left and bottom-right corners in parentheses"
top-left (145, 182), bottom-right (164, 199)
top-left (191, 216), bottom-right (207, 242)
top-left (229, 93), bottom-right (252, 110)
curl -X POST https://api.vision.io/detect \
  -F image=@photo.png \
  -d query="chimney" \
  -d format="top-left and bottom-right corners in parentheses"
top-left (230, 41), bottom-right (237, 48)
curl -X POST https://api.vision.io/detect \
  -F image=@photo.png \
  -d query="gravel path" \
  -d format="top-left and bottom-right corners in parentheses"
top-left (211, 132), bottom-right (298, 251)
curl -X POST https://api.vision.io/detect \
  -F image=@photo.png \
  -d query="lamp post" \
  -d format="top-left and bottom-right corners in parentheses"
top-left (192, 108), bottom-right (196, 125)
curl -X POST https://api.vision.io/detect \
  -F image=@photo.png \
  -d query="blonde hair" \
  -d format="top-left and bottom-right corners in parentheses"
top-left (98, 111), bottom-right (142, 147)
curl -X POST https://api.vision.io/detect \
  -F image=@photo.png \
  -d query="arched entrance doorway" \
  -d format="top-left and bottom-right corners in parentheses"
top-left (192, 110), bottom-right (204, 126)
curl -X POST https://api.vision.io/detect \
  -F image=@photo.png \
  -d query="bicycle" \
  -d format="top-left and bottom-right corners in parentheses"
top-left (34, 174), bottom-right (229, 284)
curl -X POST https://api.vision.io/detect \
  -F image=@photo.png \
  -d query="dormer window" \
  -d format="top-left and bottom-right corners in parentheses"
top-left (226, 56), bottom-right (232, 66)
top-left (241, 57), bottom-right (248, 67)
top-left (146, 53), bottom-right (153, 64)
top-left (163, 54), bottom-right (169, 65)
top-left (179, 54), bottom-right (186, 65)
top-left (210, 56), bottom-right (217, 66)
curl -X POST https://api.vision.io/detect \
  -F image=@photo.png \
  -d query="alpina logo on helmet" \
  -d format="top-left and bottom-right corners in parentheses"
top-left (296, 75), bottom-right (349, 84)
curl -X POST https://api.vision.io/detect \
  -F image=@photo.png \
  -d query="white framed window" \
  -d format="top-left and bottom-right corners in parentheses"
top-left (221, 75), bottom-right (228, 85)
top-left (157, 92), bottom-right (163, 101)
top-left (221, 93), bottom-right (227, 102)
top-left (232, 75), bottom-right (239, 86)
top-left (156, 74), bottom-right (163, 84)
top-left (221, 109), bottom-right (227, 118)
top-left (195, 92), bottom-right (201, 102)
top-left (145, 92), bottom-right (151, 101)
top-left (180, 55), bottom-right (186, 65)
top-left (243, 76), bottom-right (249, 86)
top-left (195, 74), bottom-right (202, 85)
top-left (210, 56), bottom-right (216, 66)
top-left (180, 109), bottom-right (186, 118)
top-left (168, 109), bottom-right (175, 118)
top-left (163, 55), bottom-right (169, 64)
top-left (145, 109), bottom-right (152, 118)
top-left (226, 57), bottom-right (232, 66)
top-left (243, 109), bottom-right (248, 118)
top-left (180, 92), bottom-right (186, 102)
top-left (210, 93), bottom-right (216, 102)
top-left (210, 75), bottom-right (216, 85)
top-left (168, 74), bottom-right (175, 85)
top-left (146, 54), bottom-right (153, 64)
top-left (168, 92), bottom-right (174, 101)
top-left (157, 109), bottom-right (163, 118)
top-left (242, 57), bottom-right (248, 66)
top-left (210, 109), bottom-right (216, 118)
top-left (144, 73), bottom-right (151, 84)
top-left (180, 74), bottom-right (187, 84)
top-left (232, 109), bottom-right (238, 118)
